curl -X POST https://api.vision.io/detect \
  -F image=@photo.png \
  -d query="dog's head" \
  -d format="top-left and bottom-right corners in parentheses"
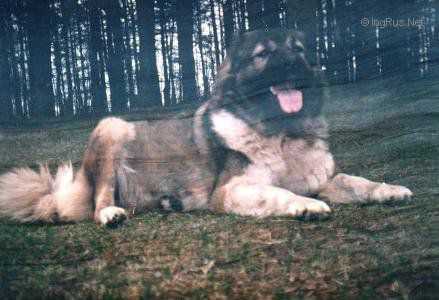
top-left (214, 29), bottom-right (326, 136)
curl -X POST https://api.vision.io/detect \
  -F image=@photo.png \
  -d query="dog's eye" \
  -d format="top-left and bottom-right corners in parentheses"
top-left (254, 50), bottom-right (270, 59)
top-left (291, 44), bottom-right (305, 53)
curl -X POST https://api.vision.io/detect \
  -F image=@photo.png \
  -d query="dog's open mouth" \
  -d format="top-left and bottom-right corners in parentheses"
top-left (270, 82), bottom-right (303, 114)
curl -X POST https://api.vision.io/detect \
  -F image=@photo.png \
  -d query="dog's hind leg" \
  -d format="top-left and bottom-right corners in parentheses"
top-left (92, 159), bottom-right (127, 226)
top-left (318, 173), bottom-right (412, 204)
top-left (82, 118), bottom-right (136, 226)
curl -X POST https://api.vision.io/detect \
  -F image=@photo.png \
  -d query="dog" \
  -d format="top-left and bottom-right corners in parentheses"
top-left (0, 29), bottom-right (412, 225)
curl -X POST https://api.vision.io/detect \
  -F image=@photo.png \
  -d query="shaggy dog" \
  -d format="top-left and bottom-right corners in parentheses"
top-left (0, 29), bottom-right (412, 225)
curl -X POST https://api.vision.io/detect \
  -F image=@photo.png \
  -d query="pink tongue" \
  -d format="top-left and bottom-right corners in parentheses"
top-left (276, 89), bottom-right (303, 113)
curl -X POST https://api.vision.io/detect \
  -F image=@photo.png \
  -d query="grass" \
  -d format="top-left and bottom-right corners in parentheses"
top-left (0, 73), bottom-right (438, 298)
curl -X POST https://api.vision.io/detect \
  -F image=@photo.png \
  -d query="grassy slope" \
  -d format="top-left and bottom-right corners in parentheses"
top-left (0, 72), bottom-right (438, 299)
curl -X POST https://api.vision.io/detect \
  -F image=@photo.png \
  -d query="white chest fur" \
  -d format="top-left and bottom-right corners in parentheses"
top-left (210, 110), bottom-right (335, 195)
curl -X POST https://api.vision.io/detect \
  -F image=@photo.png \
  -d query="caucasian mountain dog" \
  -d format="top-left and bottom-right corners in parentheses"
top-left (0, 29), bottom-right (412, 226)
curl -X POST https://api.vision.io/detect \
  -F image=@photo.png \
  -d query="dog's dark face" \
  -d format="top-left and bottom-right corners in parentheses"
top-left (215, 29), bottom-right (326, 136)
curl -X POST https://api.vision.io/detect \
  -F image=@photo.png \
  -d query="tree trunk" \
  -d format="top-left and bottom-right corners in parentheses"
top-left (27, 0), bottom-right (54, 118)
top-left (53, 27), bottom-right (65, 116)
top-left (263, 0), bottom-right (280, 29)
top-left (104, 1), bottom-right (127, 113)
top-left (137, 0), bottom-right (162, 108)
top-left (175, 0), bottom-right (198, 103)
top-left (0, 1), bottom-right (13, 122)
top-left (217, 3), bottom-right (225, 59)
top-left (433, 0), bottom-right (439, 63)
top-left (60, 0), bottom-right (74, 116)
top-left (75, 15), bottom-right (88, 114)
top-left (196, 0), bottom-right (210, 96)
top-left (238, 0), bottom-right (247, 31)
top-left (88, 0), bottom-right (107, 114)
top-left (223, 0), bottom-right (234, 51)
top-left (17, 21), bottom-right (30, 118)
top-left (69, 23), bottom-right (82, 114)
top-left (168, 22), bottom-right (177, 105)
top-left (129, 0), bottom-right (142, 96)
top-left (13, 22), bottom-right (24, 118)
top-left (158, 0), bottom-right (170, 106)
top-left (209, 0), bottom-right (221, 67)
top-left (331, 0), bottom-right (352, 83)
top-left (350, 1), bottom-right (379, 81)
top-left (377, 1), bottom-right (412, 77)
top-left (208, 38), bottom-right (217, 83)
top-left (247, 0), bottom-right (264, 30)
top-left (122, 0), bottom-right (135, 110)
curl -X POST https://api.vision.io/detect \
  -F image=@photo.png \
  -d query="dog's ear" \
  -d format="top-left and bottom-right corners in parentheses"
top-left (213, 57), bottom-right (236, 96)
top-left (292, 30), bottom-right (306, 45)
top-left (286, 30), bottom-right (306, 50)
top-left (225, 32), bottom-right (248, 72)
top-left (226, 30), bottom-right (263, 71)
top-left (216, 57), bottom-right (232, 83)
top-left (287, 30), bottom-right (320, 67)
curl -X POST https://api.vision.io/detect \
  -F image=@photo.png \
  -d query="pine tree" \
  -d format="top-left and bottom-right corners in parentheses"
top-left (88, 0), bottom-right (107, 114)
top-left (27, 0), bottom-right (54, 118)
top-left (0, 0), bottom-right (13, 121)
top-left (104, 0), bottom-right (127, 113)
top-left (137, 0), bottom-right (162, 108)
top-left (175, 0), bottom-right (198, 103)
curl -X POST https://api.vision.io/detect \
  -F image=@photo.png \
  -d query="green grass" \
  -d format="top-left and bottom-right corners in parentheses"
top-left (1, 75), bottom-right (438, 298)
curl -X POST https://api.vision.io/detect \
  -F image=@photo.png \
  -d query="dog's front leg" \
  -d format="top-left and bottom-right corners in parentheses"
top-left (211, 178), bottom-right (331, 218)
top-left (318, 173), bottom-right (412, 204)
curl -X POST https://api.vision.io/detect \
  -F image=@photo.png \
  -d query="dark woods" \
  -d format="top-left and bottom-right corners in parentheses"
top-left (0, 0), bottom-right (438, 121)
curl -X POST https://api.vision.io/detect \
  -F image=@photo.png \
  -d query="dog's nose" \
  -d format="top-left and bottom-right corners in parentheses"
top-left (278, 49), bottom-right (302, 66)
top-left (284, 59), bottom-right (304, 73)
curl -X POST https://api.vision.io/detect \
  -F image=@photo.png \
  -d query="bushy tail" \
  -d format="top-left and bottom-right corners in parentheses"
top-left (0, 162), bottom-right (93, 223)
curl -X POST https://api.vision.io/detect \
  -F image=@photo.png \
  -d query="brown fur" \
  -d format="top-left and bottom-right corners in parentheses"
top-left (81, 117), bottom-right (136, 223)
top-left (0, 30), bottom-right (412, 225)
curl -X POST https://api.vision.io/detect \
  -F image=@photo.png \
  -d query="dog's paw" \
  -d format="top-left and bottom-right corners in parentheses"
top-left (304, 155), bottom-right (335, 194)
top-left (370, 183), bottom-right (413, 202)
top-left (98, 206), bottom-right (127, 226)
top-left (287, 197), bottom-right (331, 220)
